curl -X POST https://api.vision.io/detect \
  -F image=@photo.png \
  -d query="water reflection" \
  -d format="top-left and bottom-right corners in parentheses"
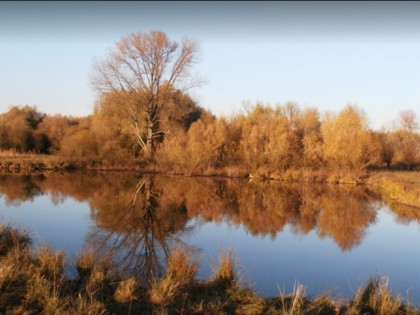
top-left (86, 176), bottom-right (193, 284)
top-left (0, 172), bottom-right (418, 283)
top-left (0, 174), bottom-right (42, 206)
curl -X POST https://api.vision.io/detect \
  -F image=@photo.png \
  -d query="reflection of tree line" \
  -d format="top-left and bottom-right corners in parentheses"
top-left (174, 179), bottom-right (379, 251)
top-left (0, 173), bottom-right (419, 280)
top-left (0, 174), bottom-right (43, 206)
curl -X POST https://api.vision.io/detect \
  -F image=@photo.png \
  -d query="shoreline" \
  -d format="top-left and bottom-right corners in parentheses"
top-left (1, 156), bottom-right (419, 209)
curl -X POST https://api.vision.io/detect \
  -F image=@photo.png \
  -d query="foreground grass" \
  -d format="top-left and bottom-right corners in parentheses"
top-left (0, 224), bottom-right (418, 314)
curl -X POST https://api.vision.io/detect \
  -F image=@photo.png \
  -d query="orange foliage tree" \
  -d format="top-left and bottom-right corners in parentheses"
top-left (322, 105), bottom-right (380, 171)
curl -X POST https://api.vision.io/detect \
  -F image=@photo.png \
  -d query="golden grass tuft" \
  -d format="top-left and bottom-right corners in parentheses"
top-left (75, 251), bottom-right (96, 282)
top-left (72, 294), bottom-right (107, 315)
top-left (211, 250), bottom-right (237, 289)
top-left (114, 277), bottom-right (137, 303)
top-left (0, 223), bottom-right (31, 257)
top-left (347, 277), bottom-right (404, 315)
top-left (149, 275), bottom-right (180, 306)
top-left (25, 246), bottom-right (66, 313)
top-left (166, 245), bottom-right (199, 286)
top-left (149, 245), bottom-right (198, 307)
top-left (33, 245), bottom-right (65, 282)
top-left (278, 282), bottom-right (307, 314)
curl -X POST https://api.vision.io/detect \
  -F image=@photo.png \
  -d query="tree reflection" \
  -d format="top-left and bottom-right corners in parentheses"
top-left (316, 186), bottom-right (377, 250)
top-left (85, 175), bottom-right (193, 284)
top-left (1, 172), bottom-right (419, 282)
top-left (386, 202), bottom-right (420, 225)
top-left (0, 174), bottom-right (42, 206)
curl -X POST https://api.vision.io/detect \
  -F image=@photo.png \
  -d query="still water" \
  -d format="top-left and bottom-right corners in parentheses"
top-left (0, 172), bottom-right (419, 303)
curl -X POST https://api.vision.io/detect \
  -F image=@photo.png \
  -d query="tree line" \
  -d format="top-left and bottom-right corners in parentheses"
top-left (0, 31), bottom-right (419, 171)
top-left (0, 101), bottom-right (418, 171)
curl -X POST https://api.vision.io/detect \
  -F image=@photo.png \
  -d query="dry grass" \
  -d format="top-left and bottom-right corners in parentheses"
top-left (211, 250), bottom-right (238, 290)
top-left (166, 244), bottom-right (199, 286)
top-left (0, 223), bottom-right (31, 257)
top-left (149, 275), bottom-right (180, 306)
top-left (0, 149), bottom-right (45, 159)
top-left (0, 224), bottom-right (419, 314)
top-left (149, 245), bottom-right (198, 306)
top-left (367, 171), bottom-right (420, 209)
top-left (0, 151), bottom-right (139, 173)
top-left (114, 277), bottom-right (137, 303)
top-left (345, 277), bottom-right (405, 315)
top-left (278, 282), bottom-right (307, 314)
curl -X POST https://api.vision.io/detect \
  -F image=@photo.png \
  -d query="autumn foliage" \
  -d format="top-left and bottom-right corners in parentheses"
top-left (0, 101), bottom-right (419, 172)
top-left (0, 31), bottom-right (418, 172)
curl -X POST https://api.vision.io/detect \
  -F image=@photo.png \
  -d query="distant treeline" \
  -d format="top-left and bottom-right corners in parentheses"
top-left (0, 100), bottom-right (419, 172)
top-left (1, 29), bottom-right (419, 173)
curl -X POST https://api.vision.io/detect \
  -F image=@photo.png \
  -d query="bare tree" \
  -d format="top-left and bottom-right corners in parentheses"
top-left (91, 31), bottom-right (201, 159)
top-left (399, 109), bottom-right (418, 133)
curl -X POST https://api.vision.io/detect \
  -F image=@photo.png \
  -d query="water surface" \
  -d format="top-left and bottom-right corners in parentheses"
top-left (0, 172), bottom-right (419, 303)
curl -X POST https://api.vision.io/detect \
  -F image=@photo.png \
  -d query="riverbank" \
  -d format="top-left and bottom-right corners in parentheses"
top-left (0, 154), bottom-right (140, 172)
top-left (0, 223), bottom-right (418, 315)
top-left (1, 155), bottom-right (419, 209)
top-left (365, 171), bottom-right (420, 209)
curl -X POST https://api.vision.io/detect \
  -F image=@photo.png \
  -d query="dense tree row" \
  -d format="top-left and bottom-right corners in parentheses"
top-left (0, 31), bottom-right (418, 171)
top-left (157, 103), bottom-right (419, 171)
top-left (0, 102), bottom-right (418, 171)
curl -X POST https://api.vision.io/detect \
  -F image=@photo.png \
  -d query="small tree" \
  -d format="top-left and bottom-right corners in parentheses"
top-left (399, 109), bottom-right (419, 133)
top-left (91, 31), bottom-right (201, 160)
top-left (0, 105), bottom-right (45, 152)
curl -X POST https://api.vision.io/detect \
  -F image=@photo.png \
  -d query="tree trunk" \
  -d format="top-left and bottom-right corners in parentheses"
top-left (145, 119), bottom-right (156, 160)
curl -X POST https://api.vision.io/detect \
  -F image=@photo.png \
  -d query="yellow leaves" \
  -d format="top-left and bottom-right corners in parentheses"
top-left (303, 133), bottom-right (323, 168)
top-left (91, 31), bottom-right (201, 158)
top-left (60, 117), bottom-right (99, 158)
top-left (239, 105), bottom-right (301, 170)
top-left (322, 104), bottom-right (379, 171)
top-left (186, 118), bottom-right (231, 168)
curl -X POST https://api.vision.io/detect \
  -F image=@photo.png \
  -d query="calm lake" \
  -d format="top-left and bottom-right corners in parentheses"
top-left (0, 172), bottom-right (419, 304)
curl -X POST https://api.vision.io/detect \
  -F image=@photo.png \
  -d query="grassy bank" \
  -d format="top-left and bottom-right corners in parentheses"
top-left (0, 223), bottom-right (418, 315)
top-left (0, 154), bottom-right (363, 181)
top-left (366, 171), bottom-right (420, 209)
top-left (0, 153), bottom-right (141, 172)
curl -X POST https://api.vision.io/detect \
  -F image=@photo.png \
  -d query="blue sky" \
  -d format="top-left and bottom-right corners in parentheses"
top-left (0, 1), bottom-right (419, 129)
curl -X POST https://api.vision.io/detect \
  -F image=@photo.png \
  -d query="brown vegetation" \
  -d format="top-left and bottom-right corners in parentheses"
top-left (0, 223), bottom-right (418, 314)
top-left (91, 31), bottom-right (201, 160)
top-left (367, 171), bottom-right (420, 210)
top-left (0, 101), bottom-right (418, 176)
top-left (1, 32), bottom-right (418, 174)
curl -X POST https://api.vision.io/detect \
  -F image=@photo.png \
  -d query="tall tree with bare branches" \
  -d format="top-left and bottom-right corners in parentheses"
top-left (399, 109), bottom-right (418, 133)
top-left (91, 31), bottom-right (200, 159)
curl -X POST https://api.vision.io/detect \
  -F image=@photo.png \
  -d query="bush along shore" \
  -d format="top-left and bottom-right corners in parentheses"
top-left (0, 223), bottom-right (419, 315)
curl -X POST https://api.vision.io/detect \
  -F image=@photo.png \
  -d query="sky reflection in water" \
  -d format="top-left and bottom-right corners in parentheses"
top-left (0, 172), bottom-right (418, 303)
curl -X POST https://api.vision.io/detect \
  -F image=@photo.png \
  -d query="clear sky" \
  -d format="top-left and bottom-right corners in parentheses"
top-left (1, 1), bottom-right (419, 129)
